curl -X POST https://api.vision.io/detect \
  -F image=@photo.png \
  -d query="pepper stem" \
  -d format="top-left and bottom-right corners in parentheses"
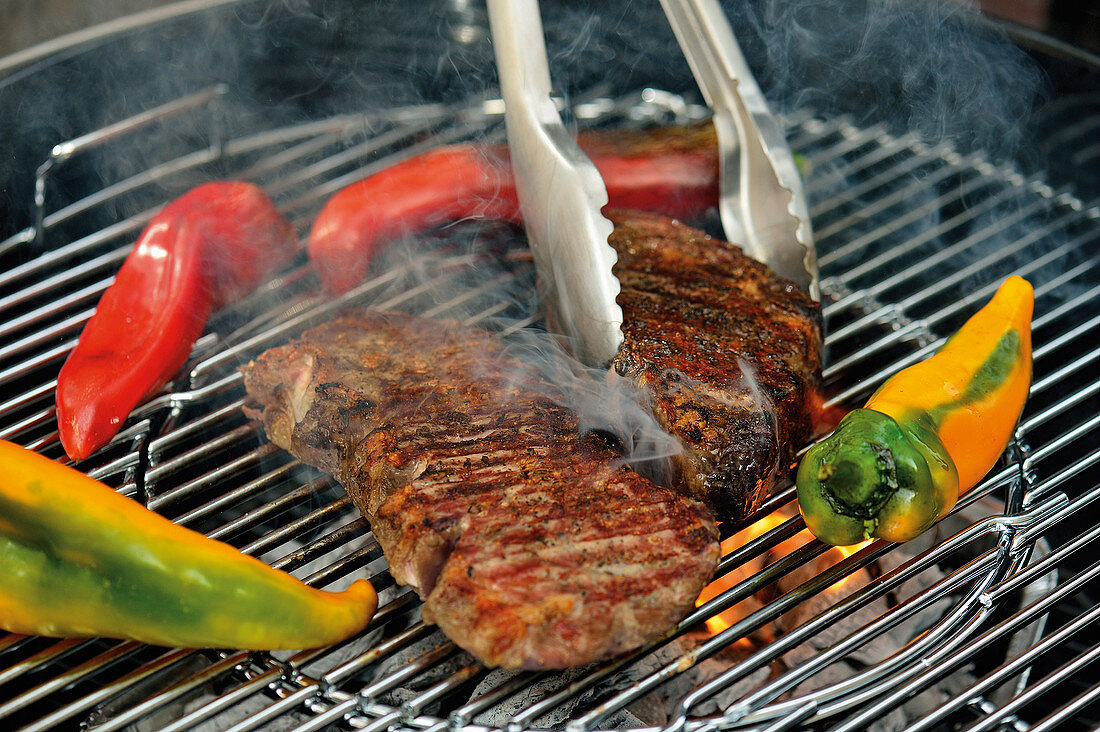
top-left (816, 438), bottom-right (899, 521)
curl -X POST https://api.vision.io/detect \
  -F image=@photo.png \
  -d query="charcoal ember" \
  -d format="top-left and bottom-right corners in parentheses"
top-left (774, 559), bottom-right (950, 670)
top-left (771, 527), bottom-right (953, 667)
top-left (775, 581), bottom-right (896, 666)
top-left (896, 670), bottom-right (982, 727)
top-left (784, 660), bottom-right (978, 732)
top-left (99, 654), bottom-right (227, 732)
top-left (773, 523), bottom-right (974, 731)
top-left (370, 629), bottom-right (476, 711)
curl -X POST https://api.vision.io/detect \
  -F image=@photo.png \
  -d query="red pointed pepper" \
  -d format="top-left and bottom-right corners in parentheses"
top-left (56, 182), bottom-right (298, 460)
top-left (309, 123), bottom-right (719, 294)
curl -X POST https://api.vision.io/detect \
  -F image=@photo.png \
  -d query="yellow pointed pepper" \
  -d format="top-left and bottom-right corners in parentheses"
top-left (0, 440), bottom-right (377, 649)
top-left (797, 276), bottom-right (1034, 546)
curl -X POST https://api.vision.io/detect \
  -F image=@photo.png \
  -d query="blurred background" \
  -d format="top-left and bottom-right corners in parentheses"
top-left (1, 0), bottom-right (1098, 60)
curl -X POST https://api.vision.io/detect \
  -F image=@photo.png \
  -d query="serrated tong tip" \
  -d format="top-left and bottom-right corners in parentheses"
top-left (487, 0), bottom-right (625, 366)
top-left (660, 0), bottom-right (820, 301)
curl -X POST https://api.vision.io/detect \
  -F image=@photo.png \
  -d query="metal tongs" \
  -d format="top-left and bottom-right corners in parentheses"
top-left (486, 0), bottom-right (818, 367)
top-left (660, 0), bottom-right (819, 300)
top-left (486, 0), bottom-right (623, 367)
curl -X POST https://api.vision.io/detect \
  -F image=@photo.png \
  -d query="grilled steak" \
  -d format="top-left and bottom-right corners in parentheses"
top-left (608, 210), bottom-right (823, 522)
top-left (241, 310), bottom-right (719, 670)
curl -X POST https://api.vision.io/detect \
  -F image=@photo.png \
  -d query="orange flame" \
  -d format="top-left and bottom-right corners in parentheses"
top-left (695, 513), bottom-right (787, 635)
top-left (696, 515), bottom-right (874, 636)
top-left (834, 538), bottom-right (873, 559)
top-left (827, 538), bottom-right (873, 591)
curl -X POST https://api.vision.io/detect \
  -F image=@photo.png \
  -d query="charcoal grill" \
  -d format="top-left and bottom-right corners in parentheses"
top-left (1, 1), bottom-right (1099, 730)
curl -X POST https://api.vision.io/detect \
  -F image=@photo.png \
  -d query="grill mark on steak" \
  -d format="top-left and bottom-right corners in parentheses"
top-left (241, 310), bottom-right (718, 670)
top-left (608, 210), bottom-right (823, 522)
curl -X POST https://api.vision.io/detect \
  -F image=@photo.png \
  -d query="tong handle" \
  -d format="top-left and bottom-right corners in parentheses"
top-left (660, 0), bottom-right (819, 300)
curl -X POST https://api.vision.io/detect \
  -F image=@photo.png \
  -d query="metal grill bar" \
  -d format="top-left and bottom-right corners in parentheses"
top-left (0, 641), bottom-right (145, 716)
top-left (700, 494), bottom-right (1064, 728)
top-left (86, 651), bottom-right (255, 732)
top-left (1, 83), bottom-right (1098, 732)
top-left (831, 555), bottom-right (1100, 732)
top-left (916, 612), bottom-right (1100, 732)
top-left (829, 182), bottom-right (1025, 286)
top-left (798, 124), bottom-right (897, 194)
top-left (825, 235), bottom-right (1100, 403)
top-left (1027, 680), bottom-right (1100, 732)
top-left (156, 660), bottom-right (284, 732)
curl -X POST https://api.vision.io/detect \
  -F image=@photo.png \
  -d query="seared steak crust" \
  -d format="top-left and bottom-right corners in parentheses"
top-left (608, 210), bottom-right (823, 522)
top-left (241, 310), bottom-right (718, 670)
